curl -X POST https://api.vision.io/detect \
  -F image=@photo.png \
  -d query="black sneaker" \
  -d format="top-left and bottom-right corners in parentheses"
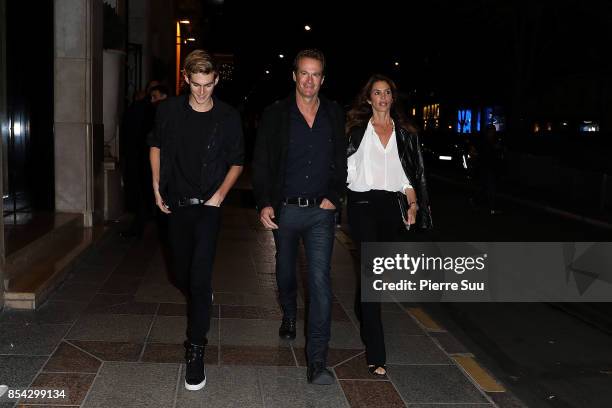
top-left (278, 317), bottom-right (296, 340)
top-left (184, 341), bottom-right (206, 391)
top-left (307, 362), bottom-right (335, 385)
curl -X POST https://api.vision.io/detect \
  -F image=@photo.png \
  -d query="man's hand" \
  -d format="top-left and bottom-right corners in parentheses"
top-left (319, 198), bottom-right (336, 210)
top-left (406, 204), bottom-right (418, 225)
top-left (154, 190), bottom-right (171, 214)
top-left (205, 191), bottom-right (224, 207)
top-left (259, 206), bottom-right (279, 229)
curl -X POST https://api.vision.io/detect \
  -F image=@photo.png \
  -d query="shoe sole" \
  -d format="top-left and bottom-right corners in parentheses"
top-left (185, 376), bottom-right (206, 391)
top-left (308, 373), bottom-right (335, 385)
top-left (279, 334), bottom-right (296, 340)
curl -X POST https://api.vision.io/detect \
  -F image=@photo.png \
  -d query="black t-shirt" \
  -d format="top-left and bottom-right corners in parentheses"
top-left (168, 106), bottom-right (214, 201)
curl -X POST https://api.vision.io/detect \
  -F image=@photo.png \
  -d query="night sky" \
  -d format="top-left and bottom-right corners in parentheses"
top-left (192, 0), bottom-right (611, 108)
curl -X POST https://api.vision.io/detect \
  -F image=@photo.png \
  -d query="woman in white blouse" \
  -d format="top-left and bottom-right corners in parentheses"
top-left (346, 74), bottom-right (432, 377)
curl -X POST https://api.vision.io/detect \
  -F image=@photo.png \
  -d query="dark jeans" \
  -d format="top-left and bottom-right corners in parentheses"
top-left (273, 204), bottom-right (335, 364)
top-left (347, 189), bottom-right (405, 366)
top-left (168, 204), bottom-right (222, 346)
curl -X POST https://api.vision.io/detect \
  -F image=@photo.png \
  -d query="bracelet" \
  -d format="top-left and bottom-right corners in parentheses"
top-left (408, 201), bottom-right (417, 207)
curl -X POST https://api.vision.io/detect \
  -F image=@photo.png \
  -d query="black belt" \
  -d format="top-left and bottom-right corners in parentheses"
top-left (283, 197), bottom-right (325, 208)
top-left (177, 197), bottom-right (205, 207)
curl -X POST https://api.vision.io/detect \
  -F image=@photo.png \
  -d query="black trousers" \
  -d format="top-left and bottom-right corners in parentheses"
top-left (168, 204), bottom-right (222, 346)
top-left (347, 189), bottom-right (406, 366)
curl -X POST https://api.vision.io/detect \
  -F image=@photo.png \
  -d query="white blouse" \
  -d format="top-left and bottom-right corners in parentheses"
top-left (347, 120), bottom-right (412, 193)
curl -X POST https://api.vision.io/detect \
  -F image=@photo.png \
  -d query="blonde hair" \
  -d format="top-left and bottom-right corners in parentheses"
top-left (182, 49), bottom-right (218, 79)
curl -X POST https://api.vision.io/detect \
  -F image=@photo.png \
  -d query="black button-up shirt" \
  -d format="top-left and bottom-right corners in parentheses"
top-left (283, 100), bottom-right (334, 198)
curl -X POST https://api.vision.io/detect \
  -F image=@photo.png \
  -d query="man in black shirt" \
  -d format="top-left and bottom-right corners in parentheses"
top-left (252, 49), bottom-right (347, 385)
top-left (148, 50), bottom-right (244, 391)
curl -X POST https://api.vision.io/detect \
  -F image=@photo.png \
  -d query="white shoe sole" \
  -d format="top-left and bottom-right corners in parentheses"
top-left (185, 376), bottom-right (206, 391)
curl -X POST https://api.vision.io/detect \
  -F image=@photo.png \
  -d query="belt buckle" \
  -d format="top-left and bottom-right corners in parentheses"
top-left (298, 197), bottom-right (309, 207)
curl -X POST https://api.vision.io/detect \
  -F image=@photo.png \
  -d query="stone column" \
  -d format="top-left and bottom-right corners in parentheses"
top-left (54, 0), bottom-right (104, 226)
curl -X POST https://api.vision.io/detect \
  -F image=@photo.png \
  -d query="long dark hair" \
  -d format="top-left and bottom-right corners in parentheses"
top-left (346, 74), bottom-right (416, 134)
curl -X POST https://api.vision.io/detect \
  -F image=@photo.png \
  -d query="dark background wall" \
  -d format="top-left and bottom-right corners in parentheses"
top-left (5, 0), bottom-right (54, 212)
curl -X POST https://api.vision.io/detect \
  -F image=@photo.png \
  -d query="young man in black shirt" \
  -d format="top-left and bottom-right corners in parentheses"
top-left (148, 49), bottom-right (244, 391)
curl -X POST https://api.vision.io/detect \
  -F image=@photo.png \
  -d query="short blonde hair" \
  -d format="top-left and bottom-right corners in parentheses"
top-left (182, 49), bottom-right (218, 79)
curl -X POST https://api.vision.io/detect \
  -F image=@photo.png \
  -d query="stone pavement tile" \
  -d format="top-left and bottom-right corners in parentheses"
top-left (381, 302), bottom-right (405, 313)
top-left (66, 314), bottom-right (153, 343)
top-left (293, 348), bottom-right (364, 368)
top-left (0, 356), bottom-right (47, 404)
top-left (406, 405), bottom-right (492, 407)
top-left (487, 392), bottom-right (528, 408)
top-left (157, 302), bottom-right (187, 316)
top-left (213, 292), bottom-right (283, 308)
top-left (112, 252), bottom-right (153, 278)
top-left (68, 341), bottom-right (142, 362)
top-left (259, 306), bottom-right (283, 320)
top-left (331, 303), bottom-right (351, 322)
top-left (43, 341), bottom-right (101, 373)
top-left (382, 312), bottom-right (428, 335)
top-left (214, 258), bottom-right (256, 275)
top-left (340, 380), bottom-right (406, 407)
top-left (213, 277), bottom-right (262, 293)
top-left (84, 294), bottom-right (157, 315)
top-left (49, 282), bottom-right (101, 302)
top-left (66, 264), bottom-right (113, 284)
top-left (328, 321), bottom-right (363, 350)
top-left (219, 319), bottom-right (292, 348)
top-left (0, 323), bottom-right (70, 355)
top-left (98, 276), bottom-right (143, 296)
top-left (157, 302), bottom-right (219, 318)
top-left (81, 251), bottom-right (125, 270)
top-left (386, 335), bottom-right (452, 365)
top-left (0, 301), bottom-right (86, 325)
top-left (333, 292), bottom-right (361, 325)
top-left (175, 365), bottom-right (263, 408)
top-left (258, 366), bottom-right (349, 408)
top-left (332, 275), bottom-right (357, 293)
top-left (148, 316), bottom-right (219, 345)
top-left (334, 353), bottom-right (388, 380)
top-left (431, 332), bottom-right (471, 355)
top-left (134, 281), bottom-right (185, 303)
top-left (219, 305), bottom-right (261, 319)
top-left (141, 343), bottom-right (218, 365)
top-left (20, 372), bottom-right (96, 406)
top-left (218, 228), bottom-right (261, 243)
top-left (270, 320), bottom-right (362, 350)
top-left (250, 249), bottom-right (275, 264)
top-left (82, 362), bottom-right (178, 408)
top-left (220, 345), bottom-right (295, 366)
top-left (253, 262), bottom-right (275, 274)
top-left (387, 365), bottom-right (489, 404)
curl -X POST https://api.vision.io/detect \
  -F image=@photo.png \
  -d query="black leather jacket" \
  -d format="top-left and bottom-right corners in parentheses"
top-left (347, 125), bottom-right (433, 229)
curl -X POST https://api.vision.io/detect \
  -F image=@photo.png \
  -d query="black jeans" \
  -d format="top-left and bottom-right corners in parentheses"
top-left (168, 204), bottom-right (222, 346)
top-left (347, 189), bottom-right (405, 366)
top-left (273, 204), bottom-right (336, 364)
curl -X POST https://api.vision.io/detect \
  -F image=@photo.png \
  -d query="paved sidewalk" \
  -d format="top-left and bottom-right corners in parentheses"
top-left (0, 199), bottom-right (519, 407)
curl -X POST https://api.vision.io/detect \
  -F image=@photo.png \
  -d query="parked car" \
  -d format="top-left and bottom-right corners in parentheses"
top-left (420, 130), bottom-right (477, 180)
